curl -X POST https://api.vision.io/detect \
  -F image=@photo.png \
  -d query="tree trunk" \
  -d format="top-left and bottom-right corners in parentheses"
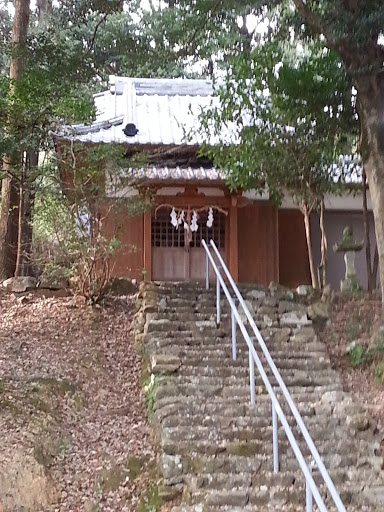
top-left (362, 168), bottom-right (373, 293)
top-left (15, 151), bottom-right (37, 276)
top-left (301, 202), bottom-right (318, 289)
top-left (0, 168), bottom-right (19, 280)
top-left (373, 244), bottom-right (379, 290)
top-left (36, 0), bottom-right (52, 22)
top-left (319, 198), bottom-right (327, 289)
top-left (15, 157), bottom-right (25, 277)
top-left (0, 0), bottom-right (30, 280)
top-left (357, 75), bottom-right (384, 310)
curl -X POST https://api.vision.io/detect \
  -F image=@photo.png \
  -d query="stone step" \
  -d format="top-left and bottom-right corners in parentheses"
top-left (140, 282), bottom-right (384, 512)
top-left (178, 357), bottom-right (331, 375)
top-left (195, 486), bottom-right (303, 509)
top-left (155, 381), bottom-right (343, 402)
top-left (164, 451), bottom-right (362, 480)
top-left (153, 396), bottom-right (368, 434)
top-left (189, 481), bottom-right (359, 510)
top-left (160, 347), bottom-right (328, 363)
top-left (160, 425), bottom-right (352, 455)
top-left (144, 336), bottom-right (325, 354)
top-left (153, 398), bottom-right (320, 424)
top-left (198, 505), bottom-right (369, 512)
top-left (153, 389), bottom-right (346, 414)
top-left (159, 412), bottom-right (344, 432)
top-left (178, 358), bottom-right (333, 374)
top-left (143, 324), bottom-right (316, 339)
top-left (163, 373), bottom-right (339, 392)
top-left (161, 440), bottom-right (359, 471)
top-left (183, 467), bottom-right (357, 491)
top-left (161, 428), bottom-right (358, 460)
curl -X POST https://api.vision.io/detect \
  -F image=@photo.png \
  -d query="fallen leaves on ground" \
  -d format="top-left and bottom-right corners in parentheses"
top-left (0, 289), bottom-right (155, 512)
top-left (319, 295), bottom-right (384, 452)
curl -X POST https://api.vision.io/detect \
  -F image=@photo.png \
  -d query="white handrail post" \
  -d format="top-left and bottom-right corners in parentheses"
top-left (249, 349), bottom-right (255, 405)
top-left (216, 271), bottom-right (221, 325)
top-left (205, 249), bottom-right (209, 290)
top-left (306, 462), bottom-right (313, 512)
top-left (272, 400), bottom-right (279, 473)
top-left (231, 307), bottom-right (237, 360)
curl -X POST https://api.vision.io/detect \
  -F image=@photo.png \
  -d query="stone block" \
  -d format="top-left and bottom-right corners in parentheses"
top-left (160, 454), bottom-right (185, 480)
top-left (151, 354), bottom-right (181, 374)
top-left (278, 301), bottom-right (307, 315)
top-left (3, 276), bottom-right (37, 293)
top-left (206, 489), bottom-right (248, 507)
top-left (144, 319), bottom-right (172, 334)
top-left (262, 296), bottom-right (278, 308)
top-left (280, 311), bottom-right (311, 327)
top-left (296, 284), bottom-right (314, 297)
top-left (307, 301), bottom-right (330, 321)
top-left (245, 289), bottom-right (266, 302)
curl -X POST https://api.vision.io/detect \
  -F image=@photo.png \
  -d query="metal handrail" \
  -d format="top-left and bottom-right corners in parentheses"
top-left (202, 239), bottom-right (346, 512)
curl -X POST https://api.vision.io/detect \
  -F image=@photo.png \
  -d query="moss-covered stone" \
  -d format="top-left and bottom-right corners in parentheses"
top-left (125, 456), bottom-right (144, 481)
top-left (136, 485), bottom-right (163, 512)
top-left (33, 436), bottom-right (66, 469)
top-left (97, 465), bottom-right (125, 493)
top-left (226, 441), bottom-right (262, 456)
top-left (29, 377), bottom-right (76, 396)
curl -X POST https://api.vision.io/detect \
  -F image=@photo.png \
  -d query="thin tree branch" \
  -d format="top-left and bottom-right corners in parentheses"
top-left (291, 0), bottom-right (338, 51)
top-left (186, 0), bottom-right (222, 49)
top-left (86, 13), bottom-right (109, 54)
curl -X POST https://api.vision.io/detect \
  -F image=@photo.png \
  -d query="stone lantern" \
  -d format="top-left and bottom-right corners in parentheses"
top-left (333, 226), bottom-right (363, 292)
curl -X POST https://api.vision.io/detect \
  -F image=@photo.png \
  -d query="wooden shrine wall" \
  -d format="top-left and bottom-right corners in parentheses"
top-left (238, 202), bottom-right (279, 285)
top-left (278, 209), bottom-right (311, 288)
top-left (101, 202), bottom-right (144, 281)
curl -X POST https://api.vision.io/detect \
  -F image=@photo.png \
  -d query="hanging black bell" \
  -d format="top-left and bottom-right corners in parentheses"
top-left (123, 123), bottom-right (139, 137)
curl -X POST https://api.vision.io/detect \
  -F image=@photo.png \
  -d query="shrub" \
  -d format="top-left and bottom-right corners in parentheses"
top-left (32, 145), bottom-right (150, 303)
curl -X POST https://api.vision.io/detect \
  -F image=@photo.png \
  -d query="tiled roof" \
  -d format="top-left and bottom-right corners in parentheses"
top-left (54, 76), bottom-right (224, 146)
top-left (134, 166), bottom-right (225, 181)
top-left (106, 166), bottom-right (226, 197)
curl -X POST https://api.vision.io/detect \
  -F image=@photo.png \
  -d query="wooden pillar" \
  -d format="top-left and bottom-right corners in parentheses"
top-left (229, 195), bottom-right (239, 282)
top-left (143, 209), bottom-right (152, 281)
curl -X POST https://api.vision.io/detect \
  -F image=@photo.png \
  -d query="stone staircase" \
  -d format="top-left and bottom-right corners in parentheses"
top-left (135, 281), bottom-right (384, 511)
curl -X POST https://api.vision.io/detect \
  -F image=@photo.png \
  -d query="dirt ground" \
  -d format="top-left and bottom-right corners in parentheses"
top-left (0, 289), bottom-right (155, 512)
top-left (319, 294), bottom-right (384, 449)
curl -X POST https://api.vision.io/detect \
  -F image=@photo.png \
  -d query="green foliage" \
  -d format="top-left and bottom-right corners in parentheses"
top-left (0, 2), bottom-right (11, 75)
top-left (33, 144), bottom-right (147, 303)
top-left (375, 334), bottom-right (384, 354)
top-left (126, 456), bottom-right (144, 481)
top-left (347, 334), bottom-right (384, 371)
top-left (374, 363), bottom-right (384, 383)
top-left (33, 190), bottom-right (117, 303)
top-left (345, 319), bottom-right (360, 341)
top-left (198, 37), bottom-right (356, 204)
top-left (348, 343), bottom-right (371, 368)
top-left (136, 485), bottom-right (163, 512)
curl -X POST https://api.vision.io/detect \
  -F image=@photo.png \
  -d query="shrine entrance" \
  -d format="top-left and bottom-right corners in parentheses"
top-left (151, 206), bottom-right (227, 281)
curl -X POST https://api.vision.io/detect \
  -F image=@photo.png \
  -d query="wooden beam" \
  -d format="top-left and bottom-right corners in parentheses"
top-left (154, 195), bottom-right (231, 209)
top-left (229, 195), bottom-right (239, 283)
top-left (143, 209), bottom-right (152, 281)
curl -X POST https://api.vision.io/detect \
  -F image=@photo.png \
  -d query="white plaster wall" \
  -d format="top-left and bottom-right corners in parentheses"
top-left (310, 211), bottom-right (378, 290)
top-left (280, 189), bottom-right (372, 211)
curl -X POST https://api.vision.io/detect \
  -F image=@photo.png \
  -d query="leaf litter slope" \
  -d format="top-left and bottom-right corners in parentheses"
top-left (0, 290), bottom-right (154, 511)
top-left (319, 295), bottom-right (384, 456)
